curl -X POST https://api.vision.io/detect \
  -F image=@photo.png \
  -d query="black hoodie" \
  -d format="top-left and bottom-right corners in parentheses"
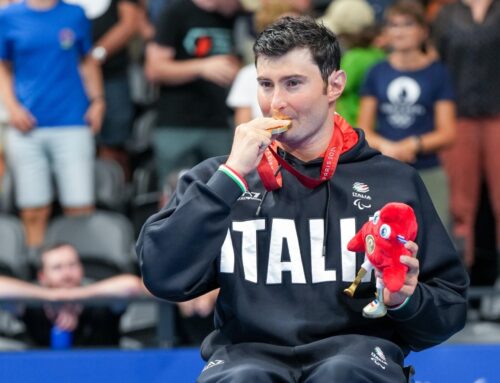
top-left (137, 129), bottom-right (468, 359)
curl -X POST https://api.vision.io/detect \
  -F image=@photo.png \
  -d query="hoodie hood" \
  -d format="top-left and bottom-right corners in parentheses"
top-left (339, 128), bottom-right (379, 164)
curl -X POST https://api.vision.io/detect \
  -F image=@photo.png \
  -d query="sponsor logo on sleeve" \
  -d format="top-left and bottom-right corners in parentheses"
top-left (202, 359), bottom-right (225, 372)
top-left (370, 346), bottom-right (388, 370)
top-left (238, 191), bottom-right (262, 202)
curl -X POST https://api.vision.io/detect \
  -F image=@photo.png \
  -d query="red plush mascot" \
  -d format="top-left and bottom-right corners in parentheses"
top-left (343, 202), bottom-right (418, 318)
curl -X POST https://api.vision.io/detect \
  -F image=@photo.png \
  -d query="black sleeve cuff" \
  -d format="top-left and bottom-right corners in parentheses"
top-left (207, 170), bottom-right (245, 207)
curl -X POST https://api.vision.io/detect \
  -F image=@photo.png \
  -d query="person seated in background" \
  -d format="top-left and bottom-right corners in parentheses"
top-left (0, 243), bottom-right (148, 348)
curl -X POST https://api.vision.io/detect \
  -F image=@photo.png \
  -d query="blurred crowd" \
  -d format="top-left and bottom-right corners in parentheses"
top-left (0, 0), bottom-right (499, 349)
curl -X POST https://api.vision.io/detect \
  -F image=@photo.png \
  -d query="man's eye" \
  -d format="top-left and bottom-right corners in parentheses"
top-left (286, 80), bottom-right (300, 87)
top-left (258, 81), bottom-right (273, 88)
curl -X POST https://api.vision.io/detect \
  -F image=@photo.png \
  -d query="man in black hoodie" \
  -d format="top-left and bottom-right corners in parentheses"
top-left (137, 16), bottom-right (468, 383)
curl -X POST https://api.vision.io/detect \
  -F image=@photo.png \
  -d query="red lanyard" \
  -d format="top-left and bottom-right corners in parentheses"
top-left (257, 114), bottom-right (356, 191)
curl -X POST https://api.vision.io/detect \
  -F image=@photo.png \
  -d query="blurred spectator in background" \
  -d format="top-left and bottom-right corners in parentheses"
top-left (0, 0), bottom-right (14, 181)
top-left (137, 0), bottom-right (155, 41)
top-left (0, 73), bottom-right (7, 186)
top-left (0, 0), bottom-right (16, 186)
top-left (145, 0), bottom-right (241, 184)
top-left (358, 0), bottom-right (456, 228)
top-left (0, 243), bottom-right (146, 347)
top-left (366, 0), bottom-right (393, 21)
top-left (227, 0), bottom-right (300, 126)
top-left (0, 0), bottom-right (104, 249)
top-left (426, 0), bottom-right (458, 21)
top-left (145, 0), bottom-right (172, 26)
top-left (321, 0), bottom-right (377, 49)
top-left (320, 0), bottom-right (386, 126)
top-left (433, 0), bottom-right (500, 268)
top-left (288, 0), bottom-right (313, 14)
top-left (0, 0), bottom-right (16, 6)
top-left (67, 0), bottom-right (140, 181)
top-left (137, 0), bottom-right (178, 41)
top-left (240, 0), bottom-right (312, 15)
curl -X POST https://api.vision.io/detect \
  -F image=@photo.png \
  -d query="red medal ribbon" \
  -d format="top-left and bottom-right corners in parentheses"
top-left (257, 114), bottom-right (358, 191)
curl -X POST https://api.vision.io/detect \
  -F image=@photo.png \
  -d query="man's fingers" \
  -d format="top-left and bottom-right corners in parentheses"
top-left (404, 240), bottom-right (418, 257)
top-left (243, 117), bottom-right (290, 132)
top-left (397, 285), bottom-right (415, 297)
top-left (400, 255), bottom-right (419, 275)
top-left (257, 138), bottom-right (272, 154)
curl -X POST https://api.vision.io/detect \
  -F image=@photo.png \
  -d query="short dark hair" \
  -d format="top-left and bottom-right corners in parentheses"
top-left (385, 0), bottom-right (427, 27)
top-left (253, 16), bottom-right (341, 85)
top-left (37, 242), bottom-right (78, 270)
top-left (40, 242), bottom-right (74, 256)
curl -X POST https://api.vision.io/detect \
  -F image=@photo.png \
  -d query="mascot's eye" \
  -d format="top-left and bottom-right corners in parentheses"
top-left (373, 211), bottom-right (380, 224)
top-left (379, 224), bottom-right (391, 239)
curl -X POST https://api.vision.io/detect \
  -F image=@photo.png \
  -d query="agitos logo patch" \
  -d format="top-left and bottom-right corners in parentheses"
top-left (352, 182), bottom-right (372, 210)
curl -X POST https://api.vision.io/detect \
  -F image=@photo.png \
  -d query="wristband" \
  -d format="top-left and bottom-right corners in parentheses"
top-left (218, 164), bottom-right (248, 193)
top-left (387, 296), bottom-right (410, 311)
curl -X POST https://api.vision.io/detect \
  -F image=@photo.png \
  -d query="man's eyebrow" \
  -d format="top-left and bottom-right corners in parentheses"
top-left (281, 75), bottom-right (306, 81)
top-left (257, 75), bottom-right (306, 82)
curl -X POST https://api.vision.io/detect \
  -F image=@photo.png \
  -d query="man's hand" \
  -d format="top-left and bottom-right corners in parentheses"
top-left (85, 98), bottom-right (105, 134)
top-left (225, 117), bottom-right (289, 177)
top-left (54, 304), bottom-right (83, 332)
top-left (199, 55), bottom-right (239, 87)
top-left (380, 138), bottom-right (419, 163)
top-left (9, 103), bottom-right (36, 132)
top-left (177, 289), bottom-right (220, 318)
top-left (44, 303), bottom-right (83, 332)
top-left (383, 241), bottom-right (419, 307)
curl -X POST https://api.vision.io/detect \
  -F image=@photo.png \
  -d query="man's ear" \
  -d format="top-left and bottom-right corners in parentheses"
top-left (327, 70), bottom-right (346, 103)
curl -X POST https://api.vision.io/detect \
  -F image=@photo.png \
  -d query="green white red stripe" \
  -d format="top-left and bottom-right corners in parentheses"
top-left (218, 164), bottom-right (248, 193)
top-left (387, 296), bottom-right (410, 311)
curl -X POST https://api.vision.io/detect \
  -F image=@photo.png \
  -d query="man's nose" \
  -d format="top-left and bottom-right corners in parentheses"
top-left (270, 87), bottom-right (287, 111)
